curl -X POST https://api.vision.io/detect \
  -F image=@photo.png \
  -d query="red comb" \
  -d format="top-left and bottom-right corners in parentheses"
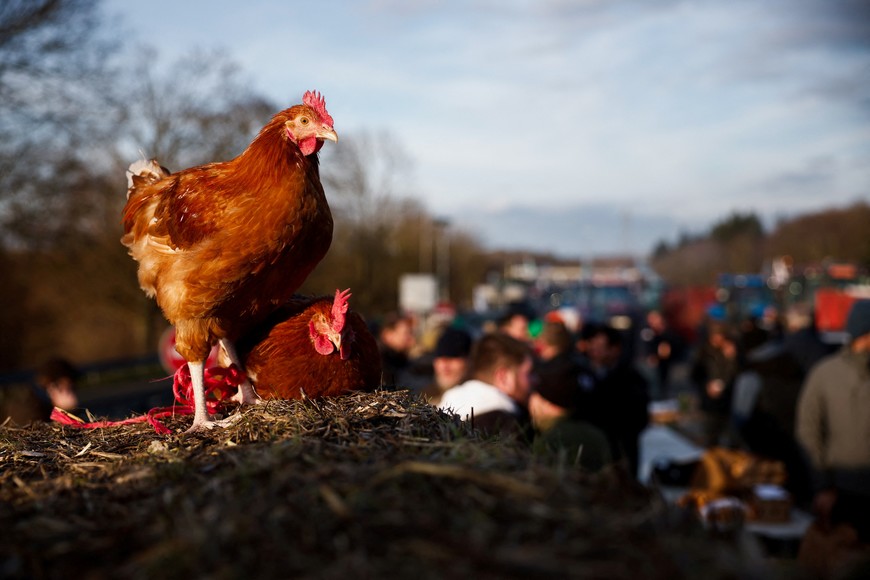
top-left (331, 288), bottom-right (351, 332)
top-left (303, 90), bottom-right (334, 127)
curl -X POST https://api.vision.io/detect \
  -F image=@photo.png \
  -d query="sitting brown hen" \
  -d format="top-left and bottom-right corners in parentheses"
top-left (228, 289), bottom-right (382, 399)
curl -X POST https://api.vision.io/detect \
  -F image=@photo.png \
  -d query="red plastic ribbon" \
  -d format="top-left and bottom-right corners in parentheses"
top-left (51, 364), bottom-right (246, 435)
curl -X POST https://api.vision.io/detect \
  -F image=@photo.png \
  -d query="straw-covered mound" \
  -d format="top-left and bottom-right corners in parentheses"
top-left (1, 390), bottom-right (767, 579)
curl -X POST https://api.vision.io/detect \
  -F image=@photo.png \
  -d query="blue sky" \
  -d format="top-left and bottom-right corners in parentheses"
top-left (102, 0), bottom-right (870, 257)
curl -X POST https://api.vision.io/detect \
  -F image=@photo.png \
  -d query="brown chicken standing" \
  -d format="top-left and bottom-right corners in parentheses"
top-left (122, 91), bottom-right (337, 432)
top-left (227, 289), bottom-right (382, 399)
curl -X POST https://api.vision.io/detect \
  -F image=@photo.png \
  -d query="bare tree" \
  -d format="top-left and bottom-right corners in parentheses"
top-left (766, 202), bottom-right (870, 265)
top-left (0, 0), bottom-right (117, 243)
top-left (0, 0), bottom-right (112, 129)
top-left (0, 0), bottom-right (121, 366)
top-left (321, 130), bottom-right (414, 222)
top-left (306, 131), bottom-right (487, 317)
top-left (114, 48), bottom-right (276, 170)
top-left (2, 41), bottom-right (285, 365)
top-left (651, 204), bottom-right (870, 288)
top-left (306, 131), bottom-right (416, 314)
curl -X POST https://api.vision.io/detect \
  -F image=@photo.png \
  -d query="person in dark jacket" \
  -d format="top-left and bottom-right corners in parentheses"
top-left (782, 304), bottom-right (833, 375)
top-left (530, 363), bottom-right (612, 472)
top-left (690, 320), bottom-right (741, 447)
top-left (527, 320), bottom-right (613, 471)
top-left (733, 343), bottom-right (814, 506)
top-left (575, 325), bottom-right (650, 478)
top-left (640, 309), bottom-right (683, 399)
top-left (377, 313), bottom-right (416, 389)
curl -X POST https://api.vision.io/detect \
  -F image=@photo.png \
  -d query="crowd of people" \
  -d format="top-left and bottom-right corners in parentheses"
top-left (377, 298), bottom-right (870, 575)
top-left (680, 298), bottom-right (870, 577)
top-left (376, 307), bottom-right (651, 477)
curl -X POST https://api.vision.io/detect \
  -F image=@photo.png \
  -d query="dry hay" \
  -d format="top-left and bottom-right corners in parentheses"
top-left (1, 389), bottom-right (770, 579)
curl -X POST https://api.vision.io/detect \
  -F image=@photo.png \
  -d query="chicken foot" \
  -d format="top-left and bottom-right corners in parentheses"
top-left (218, 338), bottom-right (262, 406)
top-left (184, 360), bottom-right (240, 433)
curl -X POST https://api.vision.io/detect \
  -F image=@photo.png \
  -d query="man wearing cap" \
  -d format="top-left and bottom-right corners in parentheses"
top-left (796, 299), bottom-right (870, 575)
top-left (421, 327), bottom-right (473, 406)
top-left (529, 364), bottom-right (612, 473)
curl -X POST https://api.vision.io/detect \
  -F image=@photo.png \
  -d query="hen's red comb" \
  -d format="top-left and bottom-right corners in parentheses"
top-left (303, 90), bottom-right (334, 127)
top-left (331, 288), bottom-right (351, 332)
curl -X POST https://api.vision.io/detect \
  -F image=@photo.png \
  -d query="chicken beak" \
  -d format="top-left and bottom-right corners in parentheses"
top-left (318, 126), bottom-right (338, 143)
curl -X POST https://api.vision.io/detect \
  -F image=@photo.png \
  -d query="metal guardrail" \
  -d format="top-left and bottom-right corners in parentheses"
top-left (0, 353), bottom-right (163, 390)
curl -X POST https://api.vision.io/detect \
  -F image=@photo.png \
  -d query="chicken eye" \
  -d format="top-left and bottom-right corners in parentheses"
top-left (300, 117), bottom-right (309, 125)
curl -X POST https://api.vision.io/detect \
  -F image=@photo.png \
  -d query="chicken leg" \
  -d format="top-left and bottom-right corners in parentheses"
top-left (219, 338), bottom-right (261, 406)
top-left (186, 360), bottom-right (212, 433)
top-left (184, 358), bottom-right (246, 434)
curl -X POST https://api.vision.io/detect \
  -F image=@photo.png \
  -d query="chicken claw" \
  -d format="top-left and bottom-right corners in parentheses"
top-left (183, 412), bottom-right (242, 435)
top-left (230, 380), bottom-right (263, 406)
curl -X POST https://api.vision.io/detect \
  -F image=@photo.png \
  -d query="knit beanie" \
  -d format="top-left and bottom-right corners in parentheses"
top-left (434, 327), bottom-right (473, 359)
top-left (535, 365), bottom-right (579, 411)
top-left (846, 299), bottom-right (870, 340)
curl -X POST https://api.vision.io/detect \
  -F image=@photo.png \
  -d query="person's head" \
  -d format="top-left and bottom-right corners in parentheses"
top-left (784, 304), bottom-right (813, 334)
top-left (586, 325), bottom-right (623, 369)
top-left (529, 365), bottom-right (578, 430)
top-left (761, 304), bottom-right (780, 328)
top-left (498, 311), bottom-right (531, 343)
top-left (707, 321), bottom-right (736, 348)
top-left (846, 299), bottom-right (870, 352)
top-left (380, 313), bottom-right (416, 354)
top-left (646, 310), bottom-right (666, 333)
top-left (575, 321), bottom-right (601, 357)
top-left (432, 327), bottom-right (473, 391)
top-left (469, 332), bottom-right (534, 405)
top-left (36, 357), bottom-right (80, 411)
top-left (535, 320), bottom-right (572, 362)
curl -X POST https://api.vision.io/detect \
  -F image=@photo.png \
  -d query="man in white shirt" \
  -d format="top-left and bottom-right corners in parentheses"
top-left (438, 332), bottom-right (534, 439)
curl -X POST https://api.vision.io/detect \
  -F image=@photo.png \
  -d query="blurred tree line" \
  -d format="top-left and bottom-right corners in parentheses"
top-left (0, 0), bottom-right (488, 371)
top-left (650, 204), bottom-right (870, 286)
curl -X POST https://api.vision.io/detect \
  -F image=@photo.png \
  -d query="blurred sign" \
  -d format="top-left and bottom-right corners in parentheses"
top-left (399, 274), bottom-right (438, 313)
top-left (828, 263), bottom-right (857, 280)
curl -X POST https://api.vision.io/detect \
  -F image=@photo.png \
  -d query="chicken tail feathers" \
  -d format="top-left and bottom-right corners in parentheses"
top-left (126, 158), bottom-right (169, 198)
